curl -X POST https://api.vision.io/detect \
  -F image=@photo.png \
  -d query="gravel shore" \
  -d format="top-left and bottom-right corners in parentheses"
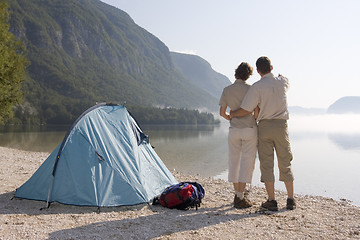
top-left (0, 146), bottom-right (359, 239)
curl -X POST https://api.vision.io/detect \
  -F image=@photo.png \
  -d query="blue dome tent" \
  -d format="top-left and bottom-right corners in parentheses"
top-left (14, 103), bottom-right (177, 207)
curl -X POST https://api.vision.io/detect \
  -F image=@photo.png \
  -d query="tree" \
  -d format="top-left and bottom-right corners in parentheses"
top-left (0, 2), bottom-right (28, 124)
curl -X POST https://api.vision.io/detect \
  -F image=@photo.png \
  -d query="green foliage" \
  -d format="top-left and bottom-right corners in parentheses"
top-left (0, 2), bottom-right (28, 124)
top-left (127, 105), bottom-right (217, 125)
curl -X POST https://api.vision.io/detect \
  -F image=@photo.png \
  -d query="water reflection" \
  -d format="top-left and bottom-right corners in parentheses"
top-left (143, 125), bottom-right (217, 141)
top-left (0, 125), bottom-right (70, 133)
top-left (0, 125), bottom-right (228, 178)
top-left (328, 133), bottom-right (360, 150)
top-left (142, 125), bottom-right (228, 178)
top-left (0, 125), bottom-right (69, 152)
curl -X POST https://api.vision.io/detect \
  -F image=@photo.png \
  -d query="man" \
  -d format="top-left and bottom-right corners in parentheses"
top-left (230, 56), bottom-right (295, 211)
top-left (219, 62), bottom-right (258, 209)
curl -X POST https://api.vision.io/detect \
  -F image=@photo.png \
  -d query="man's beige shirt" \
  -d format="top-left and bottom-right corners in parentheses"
top-left (219, 79), bottom-right (257, 128)
top-left (241, 73), bottom-right (289, 121)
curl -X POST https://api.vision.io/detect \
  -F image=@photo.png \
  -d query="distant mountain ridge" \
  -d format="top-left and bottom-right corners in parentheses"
top-left (171, 52), bottom-right (231, 99)
top-left (288, 96), bottom-right (360, 115)
top-left (6, 0), bottom-right (222, 124)
top-left (327, 96), bottom-right (360, 114)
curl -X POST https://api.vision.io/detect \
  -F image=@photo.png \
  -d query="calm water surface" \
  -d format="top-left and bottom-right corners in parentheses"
top-left (1, 115), bottom-right (359, 206)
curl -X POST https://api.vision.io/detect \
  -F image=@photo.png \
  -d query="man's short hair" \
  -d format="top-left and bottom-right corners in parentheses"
top-left (256, 56), bottom-right (272, 74)
top-left (234, 62), bottom-right (253, 80)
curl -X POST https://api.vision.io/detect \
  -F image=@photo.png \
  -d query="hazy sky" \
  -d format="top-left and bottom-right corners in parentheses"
top-left (101, 0), bottom-right (360, 108)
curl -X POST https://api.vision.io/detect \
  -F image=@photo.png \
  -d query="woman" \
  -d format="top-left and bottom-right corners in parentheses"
top-left (219, 62), bottom-right (258, 209)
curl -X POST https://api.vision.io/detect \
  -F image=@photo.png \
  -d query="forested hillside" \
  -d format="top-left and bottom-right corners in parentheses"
top-left (4, 0), bottom-right (219, 124)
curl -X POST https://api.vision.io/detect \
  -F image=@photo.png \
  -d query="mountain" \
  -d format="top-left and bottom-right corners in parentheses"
top-left (327, 96), bottom-right (360, 114)
top-left (5, 0), bottom-right (220, 124)
top-left (170, 52), bottom-right (231, 99)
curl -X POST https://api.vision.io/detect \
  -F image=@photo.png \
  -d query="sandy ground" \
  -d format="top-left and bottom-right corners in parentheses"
top-left (0, 146), bottom-right (360, 240)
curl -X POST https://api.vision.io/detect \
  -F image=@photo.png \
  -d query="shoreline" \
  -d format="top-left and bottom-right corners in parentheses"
top-left (1, 146), bottom-right (359, 239)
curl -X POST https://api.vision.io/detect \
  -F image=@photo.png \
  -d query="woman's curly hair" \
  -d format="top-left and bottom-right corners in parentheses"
top-left (234, 62), bottom-right (253, 80)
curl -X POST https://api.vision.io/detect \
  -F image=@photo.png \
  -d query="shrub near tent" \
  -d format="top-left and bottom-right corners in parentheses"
top-left (14, 103), bottom-right (178, 207)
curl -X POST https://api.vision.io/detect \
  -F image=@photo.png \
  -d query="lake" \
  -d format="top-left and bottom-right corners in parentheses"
top-left (1, 114), bottom-right (359, 206)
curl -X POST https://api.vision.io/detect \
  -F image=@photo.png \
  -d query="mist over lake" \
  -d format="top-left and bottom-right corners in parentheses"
top-left (279, 114), bottom-right (360, 206)
top-left (1, 114), bottom-right (359, 206)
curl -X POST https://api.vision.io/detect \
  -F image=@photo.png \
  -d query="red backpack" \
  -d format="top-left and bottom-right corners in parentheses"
top-left (153, 182), bottom-right (205, 210)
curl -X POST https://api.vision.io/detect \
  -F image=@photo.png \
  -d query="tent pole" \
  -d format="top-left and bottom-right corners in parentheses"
top-left (46, 175), bottom-right (55, 209)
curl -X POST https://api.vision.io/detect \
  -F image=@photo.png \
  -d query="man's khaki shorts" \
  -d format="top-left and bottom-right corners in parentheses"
top-left (258, 119), bottom-right (294, 182)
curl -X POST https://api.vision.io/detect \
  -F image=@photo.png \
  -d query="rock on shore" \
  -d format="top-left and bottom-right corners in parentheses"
top-left (0, 146), bottom-right (359, 239)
